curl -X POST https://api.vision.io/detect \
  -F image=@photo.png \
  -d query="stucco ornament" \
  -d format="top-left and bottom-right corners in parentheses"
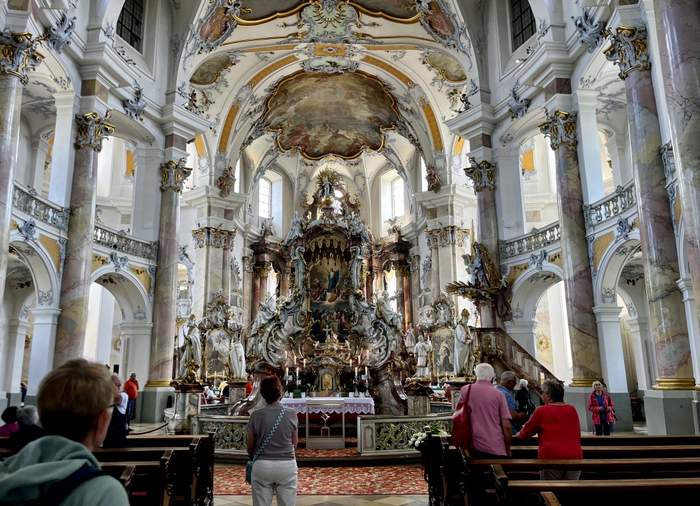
top-left (74, 111), bottom-right (115, 152)
top-left (603, 25), bottom-right (650, 80)
top-left (0, 31), bottom-right (45, 84)
top-left (572, 8), bottom-right (607, 53)
top-left (17, 219), bottom-right (37, 242)
top-left (507, 80), bottom-right (530, 119)
top-left (45, 12), bottom-right (76, 53)
top-left (122, 81), bottom-right (146, 121)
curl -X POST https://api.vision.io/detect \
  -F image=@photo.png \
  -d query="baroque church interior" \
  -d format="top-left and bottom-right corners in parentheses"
top-left (1, 0), bottom-right (700, 504)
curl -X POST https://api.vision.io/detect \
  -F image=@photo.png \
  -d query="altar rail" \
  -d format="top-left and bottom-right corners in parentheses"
top-left (192, 415), bottom-right (249, 454)
top-left (357, 414), bottom-right (451, 455)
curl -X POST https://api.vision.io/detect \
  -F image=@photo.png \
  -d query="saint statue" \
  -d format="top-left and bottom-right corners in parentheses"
top-left (291, 246), bottom-right (306, 294)
top-left (349, 245), bottom-right (363, 290)
top-left (438, 340), bottom-right (452, 374)
top-left (250, 295), bottom-right (276, 336)
top-left (404, 326), bottom-right (416, 351)
top-left (229, 335), bottom-right (246, 380)
top-left (413, 334), bottom-right (433, 378)
top-left (285, 211), bottom-right (304, 245)
top-left (178, 314), bottom-right (201, 383)
top-left (455, 308), bottom-right (477, 377)
top-left (376, 291), bottom-right (402, 329)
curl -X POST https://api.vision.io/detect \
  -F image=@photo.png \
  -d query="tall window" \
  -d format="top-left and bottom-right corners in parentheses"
top-left (117, 0), bottom-right (145, 52)
top-left (258, 177), bottom-right (272, 219)
top-left (390, 176), bottom-right (405, 218)
top-left (510, 0), bottom-right (536, 50)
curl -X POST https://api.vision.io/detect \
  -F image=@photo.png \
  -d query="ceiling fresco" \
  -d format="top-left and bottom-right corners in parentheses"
top-left (235, 1), bottom-right (420, 24)
top-left (190, 53), bottom-right (239, 86)
top-left (263, 71), bottom-right (402, 160)
top-left (423, 51), bottom-right (466, 82)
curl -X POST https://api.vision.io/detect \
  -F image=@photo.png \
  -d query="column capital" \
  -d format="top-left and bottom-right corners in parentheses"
top-left (425, 226), bottom-right (470, 248)
top-left (160, 158), bottom-right (192, 193)
top-left (603, 25), bottom-right (651, 80)
top-left (73, 111), bottom-right (114, 151)
top-left (539, 110), bottom-right (578, 150)
top-left (192, 226), bottom-right (236, 250)
top-left (465, 158), bottom-right (496, 192)
top-left (0, 30), bottom-right (44, 84)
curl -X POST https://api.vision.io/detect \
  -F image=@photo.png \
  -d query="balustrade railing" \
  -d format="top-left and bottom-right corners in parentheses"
top-left (357, 414), bottom-right (451, 455)
top-left (499, 221), bottom-right (560, 259)
top-left (583, 182), bottom-right (636, 227)
top-left (12, 183), bottom-right (69, 231)
top-left (93, 224), bottom-right (158, 261)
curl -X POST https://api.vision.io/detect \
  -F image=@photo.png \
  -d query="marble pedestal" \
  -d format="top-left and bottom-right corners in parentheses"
top-left (227, 379), bottom-right (248, 404)
top-left (140, 386), bottom-right (176, 423)
top-left (645, 389), bottom-right (696, 435)
top-left (167, 390), bottom-right (202, 435)
top-left (407, 395), bottom-right (431, 416)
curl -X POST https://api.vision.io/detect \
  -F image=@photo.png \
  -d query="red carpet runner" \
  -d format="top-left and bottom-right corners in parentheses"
top-left (214, 465), bottom-right (427, 495)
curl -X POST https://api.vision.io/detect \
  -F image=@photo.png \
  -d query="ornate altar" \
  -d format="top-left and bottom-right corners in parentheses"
top-left (247, 169), bottom-right (405, 414)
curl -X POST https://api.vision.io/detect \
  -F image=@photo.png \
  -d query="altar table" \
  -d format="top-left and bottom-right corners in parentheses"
top-left (281, 397), bottom-right (375, 449)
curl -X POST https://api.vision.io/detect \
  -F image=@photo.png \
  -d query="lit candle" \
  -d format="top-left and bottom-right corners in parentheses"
top-left (303, 358), bottom-right (306, 369)
top-left (365, 366), bottom-right (368, 378)
top-left (296, 366), bottom-right (299, 377)
top-left (285, 367), bottom-right (289, 377)
top-left (354, 366), bottom-right (358, 378)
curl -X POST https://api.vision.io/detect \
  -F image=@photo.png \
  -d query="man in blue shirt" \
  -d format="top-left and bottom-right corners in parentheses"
top-left (496, 371), bottom-right (526, 433)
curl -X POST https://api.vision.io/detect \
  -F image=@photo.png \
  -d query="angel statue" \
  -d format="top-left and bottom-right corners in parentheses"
top-left (349, 245), bottom-right (363, 290)
top-left (285, 211), bottom-right (304, 245)
top-left (229, 335), bottom-right (246, 380)
top-left (413, 334), bottom-right (433, 378)
top-left (178, 314), bottom-right (201, 383)
top-left (376, 291), bottom-right (402, 330)
top-left (291, 246), bottom-right (306, 293)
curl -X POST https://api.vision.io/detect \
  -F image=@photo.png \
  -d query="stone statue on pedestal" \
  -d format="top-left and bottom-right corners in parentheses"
top-left (413, 334), bottom-right (433, 378)
top-left (455, 308), bottom-right (477, 377)
top-left (229, 335), bottom-right (246, 379)
top-left (350, 245), bottom-right (363, 290)
top-left (291, 246), bottom-right (306, 293)
top-left (178, 314), bottom-right (201, 383)
top-left (404, 326), bottom-right (416, 351)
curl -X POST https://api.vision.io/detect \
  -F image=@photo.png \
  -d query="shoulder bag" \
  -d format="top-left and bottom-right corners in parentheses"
top-left (246, 407), bottom-right (286, 484)
top-left (451, 385), bottom-right (473, 450)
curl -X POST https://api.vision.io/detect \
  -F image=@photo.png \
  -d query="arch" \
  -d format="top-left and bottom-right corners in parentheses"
top-left (510, 263), bottom-right (564, 322)
top-left (8, 235), bottom-right (60, 309)
top-left (594, 230), bottom-right (642, 306)
top-left (91, 266), bottom-right (153, 323)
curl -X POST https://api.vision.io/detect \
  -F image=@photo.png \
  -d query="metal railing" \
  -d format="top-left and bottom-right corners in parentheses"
top-left (12, 183), bottom-right (69, 231)
top-left (583, 182), bottom-right (636, 227)
top-left (499, 221), bottom-right (560, 259)
top-left (93, 224), bottom-right (158, 261)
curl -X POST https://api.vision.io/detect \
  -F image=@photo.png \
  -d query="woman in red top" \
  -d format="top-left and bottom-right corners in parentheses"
top-left (515, 380), bottom-right (582, 480)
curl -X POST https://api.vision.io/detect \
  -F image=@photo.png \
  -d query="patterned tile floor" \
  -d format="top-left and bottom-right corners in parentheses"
top-left (215, 495), bottom-right (428, 505)
top-left (215, 465), bottom-right (427, 496)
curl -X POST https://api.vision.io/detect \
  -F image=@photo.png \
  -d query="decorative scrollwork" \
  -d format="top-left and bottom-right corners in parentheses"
top-left (539, 110), bottom-right (577, 150)
top-left (160, 158), bottom-right (192, 193)
top-left (604, 25), bottom-right (650, 80)
top-left (375, 419), bottom-right (451, 451)
top-left (0, 31), bottom-right (44, 84)
top-left (465, 158), bottom-right (496, 192)
top-left (74, 111), bottom-right (115, 152)
top-left (197, 419), bottom-right (247, 450)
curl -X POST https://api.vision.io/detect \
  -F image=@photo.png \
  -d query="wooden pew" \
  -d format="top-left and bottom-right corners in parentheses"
top-left (539, 491), bottom-right (561, 506)
top-left (101, 450), bottom-right (173, 506)
top-left (511, 444), bottom-right (700, 459)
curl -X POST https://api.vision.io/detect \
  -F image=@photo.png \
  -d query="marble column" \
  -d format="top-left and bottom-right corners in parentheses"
top-left (27, 307), bottom-right (60, 396)
top-left (0, 32), bottom-right (42, 301)
top-left (402, 265), bottom-right (413, 328)
top-left (465, 158), bottom-right (499, 327)
top-left (428, 237), bottom-right (441, 298)
top-left (3, 319), bottom-right (29, 397)
top-left (540, 110), bottom-right (602, 386)
top-left (54, 112), bottom-right (114, 367)
top-left (656, 1), bottom-right (700, 329)
top-left (395, 265), bottom-right (405, 327)
top-left (149, 159), bottom-right (191, 386)
top-left (251, 263), bottom-right (270, 322)
top-left (605, 25), bottom-right (694, 389)
top-left (191, 226), bottom-right (237, 315)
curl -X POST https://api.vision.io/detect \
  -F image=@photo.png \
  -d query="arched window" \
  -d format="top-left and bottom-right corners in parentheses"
top-left (380, 169), bottom-right (406, 235)
top-left (258, 177), bottom-right (272, 220)
top-left (117, 0), bottom-right (145, 52)
top-left (510, 0), bottom-right (536, 50)
top-left (390, 176), bottom-right (405, 218)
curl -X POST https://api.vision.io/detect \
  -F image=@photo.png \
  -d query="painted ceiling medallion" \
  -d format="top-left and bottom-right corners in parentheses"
top-left (235, 1), bottom-right (420, 25)
top-left (422, 50), bottom-right (466, 83)
top-left (190, 53), bottom-right (240, 86)
top-left (263, 71), bottom-right (401, 160)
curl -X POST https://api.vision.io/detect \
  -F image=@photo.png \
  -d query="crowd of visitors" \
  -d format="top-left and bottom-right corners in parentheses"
top-left (453, 363), bottom-right (616, 484)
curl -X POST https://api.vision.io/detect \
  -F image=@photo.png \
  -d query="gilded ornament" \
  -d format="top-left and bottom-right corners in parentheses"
top-left (0, 31), bottom-right (44, 84)
top-left (160, 158), bottom-right (192, 193)
top-left (603, 25), bottom-right (650, 80)
top-left (539, 110), bottom-right (577, 150)
top-left (465, 158), bottom-right (496, 192)
top-left (74, 111), bottom-right (115, 151)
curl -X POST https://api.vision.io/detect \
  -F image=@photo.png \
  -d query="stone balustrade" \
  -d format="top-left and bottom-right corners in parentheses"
top-left (93, 224), bottom-right (159, 261)
top-left (499, 221), bottom-right (561, 260)
top-left (192, 414), bottom-right (251, 454)
top-left (583, 182), bottom-right (636, 227)
top-left (12, 182), bottom-right (69, 232)
top-left (357, 414), bottom-right (451, 455)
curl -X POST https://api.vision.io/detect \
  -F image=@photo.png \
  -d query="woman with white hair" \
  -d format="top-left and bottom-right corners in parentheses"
top-left (8, 406), bottom-right (44, 451)
top-left (587, 381), bottom-right (616, 435)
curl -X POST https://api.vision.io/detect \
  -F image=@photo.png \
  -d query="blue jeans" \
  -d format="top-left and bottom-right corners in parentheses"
top-left (127, 399), bottom-right (136, 422)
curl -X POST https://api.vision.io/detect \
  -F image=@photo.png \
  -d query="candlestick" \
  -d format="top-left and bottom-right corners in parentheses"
top-left (354, 366), bottom-right (358, 378)
top-left (285, 367), bottom-right (289, 377)
top-left (303, 358), bottom-right (306, 369)
top-left (296, 366), bottom-right (299, 378)
top-left (365, 366), bottom-right (368, 378)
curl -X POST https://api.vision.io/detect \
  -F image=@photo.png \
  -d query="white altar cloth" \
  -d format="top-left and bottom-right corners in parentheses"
top-left (281, 396), bottom-right (375, 415)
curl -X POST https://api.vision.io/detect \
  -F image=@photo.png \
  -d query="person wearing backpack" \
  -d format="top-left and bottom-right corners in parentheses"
top-left (0, 359), bottom-right (129, 505)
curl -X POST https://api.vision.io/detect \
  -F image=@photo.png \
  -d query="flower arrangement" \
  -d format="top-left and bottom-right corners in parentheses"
top-left (409, 425), bottom-right (449, 449)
